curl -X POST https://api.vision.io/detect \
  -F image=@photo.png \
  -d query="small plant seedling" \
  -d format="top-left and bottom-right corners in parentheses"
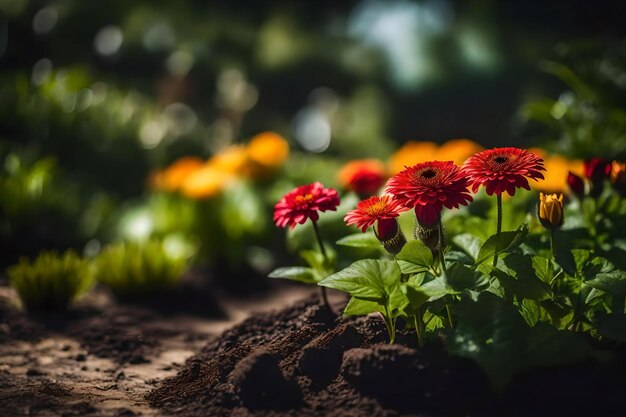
top-left (94, 238), bottom-right (191, 299)
top-left (8, 250), bottom-right (93, 312)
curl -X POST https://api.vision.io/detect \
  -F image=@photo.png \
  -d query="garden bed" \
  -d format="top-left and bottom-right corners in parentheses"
top-left (147, 294), bottom-right (626, 417)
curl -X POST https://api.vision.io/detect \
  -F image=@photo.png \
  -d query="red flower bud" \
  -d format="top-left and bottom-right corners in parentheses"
top-left (566, 171), bottom-right (585, 197)
top-left (583, 158), bottom-right (611, 182)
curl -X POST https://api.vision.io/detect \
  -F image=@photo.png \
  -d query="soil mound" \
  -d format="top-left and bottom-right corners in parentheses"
top-left (146, 294), bottom-right (626, 417)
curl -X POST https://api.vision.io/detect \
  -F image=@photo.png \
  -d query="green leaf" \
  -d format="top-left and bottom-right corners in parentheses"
top-left (336, 232), bottom-right (381, 250)
top-left (595, 313), bottom-right (626, 342)
top-left (492, 254), bottom-right (550, 300)
top-left (585, 271), bottom-right (626, 295)
top-left (343, 297), bottom-right (382, 316)
top-left (402, 284), bottom-right (430, 316)
top-left (388, 284), bottom-right (409, 315)
top-left (475, 227), bottom-right (528, 266)
top-left (531, 256), bottom-right (553, 284)
top-left (444, 263), bottom-right (489, 292)
top-left (268, 266), bottom-right (318, 284)
top-left (420, 276), bottom-right (456, 300)
top-left (448, 294), bottom-right (591, 388)
top-left (300, 249), bottom-right (335, 278)
top-left (452, 233), bottom-right (482, 260)
top-left (318, 259), bottom-right (401, 301)
top-left (396, 240), bottom-right (433, 274)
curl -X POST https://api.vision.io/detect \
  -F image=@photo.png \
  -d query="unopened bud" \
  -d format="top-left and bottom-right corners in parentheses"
top-left (538, 193), bottom-right (564, 229)
top-left (567, 171), bottom-right (585, 197)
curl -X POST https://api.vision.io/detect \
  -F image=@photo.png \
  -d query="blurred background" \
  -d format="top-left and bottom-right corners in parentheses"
top-left (1, 0), bottom-right (625, 285)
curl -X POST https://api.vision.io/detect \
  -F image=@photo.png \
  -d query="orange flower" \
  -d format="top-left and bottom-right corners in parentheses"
top-left (612, 161), bottom-right (626, 191)
top-left (388, 139), bottom-right (483, 174)
top-left (436, 139), bottom-right (483, 166)
top-left (338, 159), bottom-right (387, 196)
top-left (210, 145), bottom-right (249, 175)
top-left (247, 131), bottom-right (289, 171)
top-left (152, 157), bottom-right (205, 191)
top-left (388, 141), bottom-right (438, 174)
top-left (180, 164), bottom-right (234, 199)
top-left (527, 149), bottom-right (583, 194)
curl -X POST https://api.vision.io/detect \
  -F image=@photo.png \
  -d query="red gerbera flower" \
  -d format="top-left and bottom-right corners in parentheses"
top-left (337, 159), bottom-right (387, 196)
top-left (344, 195), bottom-right (408, 239)
top-left (463, 147), bottom-right (545, 196)
top-left (385, 161), bottom-right (473, 227)
top-left (274, 182), bottom-right (340, 229)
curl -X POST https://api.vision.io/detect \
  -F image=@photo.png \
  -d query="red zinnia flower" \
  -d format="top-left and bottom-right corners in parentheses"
top-left (337, 159), bottom-right (387, 196)
top-left (344, 195), bottom-right (408, 240)
top-left (385, 161), bottom-right (473, 227)
top-left (463, 147), bottom-right (545, 196)
top-left (274, 182), bottom-right (340, 229)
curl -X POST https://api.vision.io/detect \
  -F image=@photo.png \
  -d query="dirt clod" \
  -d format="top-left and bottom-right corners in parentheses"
top-left (230, 348), bottom-right (303, 410)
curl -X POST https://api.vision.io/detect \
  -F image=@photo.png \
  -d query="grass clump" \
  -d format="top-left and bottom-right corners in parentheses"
top-left (8, 250), bottom-right (93, 312)
top-left (94, 238), bottom-right (190, 298)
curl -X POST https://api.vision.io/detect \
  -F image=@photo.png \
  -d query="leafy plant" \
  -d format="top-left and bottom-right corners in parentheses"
top-left (8, 250), bottom-right (93, 312)
top-left (94, 238), bottom-right (192, 298)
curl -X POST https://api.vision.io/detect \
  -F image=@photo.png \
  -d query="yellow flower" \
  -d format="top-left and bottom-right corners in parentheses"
top-left (538, 192), bottom-right (564, 229)
top-left (436, 138), bottom-right (483, 166)
top-left (388, 141), bottom-right (438, 174)
top-left (247, 131), bottom-right (290, 171)
top-left (388, 139), bottom-right (483, 174)
top-left (528, 149), bottom-right (583, 194)
top-left (180, 164), bottom-right (234, 199)
top-left (151, 157), bottom-right (205, 191)
top-left (210, 145), bottom-right (249, 175)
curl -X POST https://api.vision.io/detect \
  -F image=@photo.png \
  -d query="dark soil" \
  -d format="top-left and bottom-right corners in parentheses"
top-left (0, 275), bottom-right (311, 417)
top-left (147, 294), bottom-right (626, 417)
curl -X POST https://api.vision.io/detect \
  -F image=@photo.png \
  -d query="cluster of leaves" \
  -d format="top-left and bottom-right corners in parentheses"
top-left (7, 237), bottom-right (194, 311)
top-left (522, 42), bottom-right (626, 160)
top-left (94, 238), bottom-right (193, 299)
top-left (8, 250), bottom-right (93, 312)
top-left (305, 185), bottom-right (626, 388)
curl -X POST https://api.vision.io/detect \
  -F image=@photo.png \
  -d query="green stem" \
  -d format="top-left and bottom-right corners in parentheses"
top-left (445, 299), bottom-right (454, 328)
top-left (311, 220), bottom-right (331, 310)
top-left (493, 194), bottom-right (503, 267)
top-left (414, 310), bottom-right (425, 348)
top-left (382, 309), bottom-right (396, 344)
top-left (437, 215), bottom-right (447, 273)
top-left (549, 229), bottom-right (555, 260)
top-left (312, 220), bottom-right (327, 258)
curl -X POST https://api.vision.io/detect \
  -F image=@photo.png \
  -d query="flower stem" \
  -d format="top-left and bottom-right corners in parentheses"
top-left (414, 309), bottom-right (425, 348)
top-left (382, 308), bottom-right (396, 344)
top-left (312, 220), bottom-right (327, 258)
top-left (549, 228), bottom-right (555, 260)
top-left (312, 220), bottom-right (331, 310)
top-left (437, 215), bottom-right (446, 273)
top-left (445, 300), bottom-right (454, 328)
top-left (493, 193), bottom-right (503, 267)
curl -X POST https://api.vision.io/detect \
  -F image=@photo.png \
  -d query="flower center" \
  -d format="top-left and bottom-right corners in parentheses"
top-left (420, 169), bottom-right (436, 179)
top-left (494, 156), bottom-right (508, 164)
top-left (295, 193), bottom-right (313, 205)
top-left (365, 200), bottom-right (387, 216)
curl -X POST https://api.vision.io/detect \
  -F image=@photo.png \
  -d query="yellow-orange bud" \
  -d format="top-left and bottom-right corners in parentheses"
top-left (538, 193), bottom-right (564, 229)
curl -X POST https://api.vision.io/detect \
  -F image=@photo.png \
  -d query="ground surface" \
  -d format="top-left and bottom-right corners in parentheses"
top-left (0, 275), bottom-right (310, 417)
top-left (2, 277), bottom-right (626, 417)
